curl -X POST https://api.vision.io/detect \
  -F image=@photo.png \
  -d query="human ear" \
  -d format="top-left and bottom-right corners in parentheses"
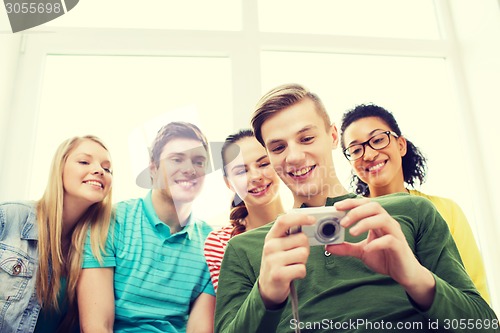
top-left (329, 124), bottom-right (340, 149)
top-left (398, 136), bottom-right (407, 157)
top-left (223, 176), bottom-right (235, 192)
top-left (149, 162), bottom-right (158, 188)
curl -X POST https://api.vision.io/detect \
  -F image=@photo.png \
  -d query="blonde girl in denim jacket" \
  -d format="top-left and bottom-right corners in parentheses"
top-left (0, 135), bottom-right (113, 333)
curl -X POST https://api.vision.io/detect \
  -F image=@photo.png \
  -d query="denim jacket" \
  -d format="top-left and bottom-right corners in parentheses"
top-left (0, 201), bottom-right (40, 333)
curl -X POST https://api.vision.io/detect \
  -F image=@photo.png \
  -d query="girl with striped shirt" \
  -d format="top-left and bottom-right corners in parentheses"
top-left (204, 129), bottom-right (284, 291)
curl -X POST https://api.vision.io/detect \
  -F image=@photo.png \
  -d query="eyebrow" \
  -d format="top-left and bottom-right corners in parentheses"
top-left (230, 155), bottom-right (267, 172)
top-left (75, 153), bottom-right (93, 158)
top-left (256, 155), bottom-right (268, 163)
top-left (167, 152), bottom-right (187, 157)
top-left (347, 128), bottom-right (386, 146)
top-left (265, 125), bottom-right (317, 146)
top-left (167, 152), bottom-right (206, 159)
top-left (75, 152), bottom-right (102, 159)
top-left (230, 164), bottom-right (246, 172)
top-left (74, 152), bottom-right (111, 164)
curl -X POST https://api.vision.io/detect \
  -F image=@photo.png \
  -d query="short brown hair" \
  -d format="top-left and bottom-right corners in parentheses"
top-left (150, 121), bottom-right (209, 167)
top-left (251, 83), bottom-right (331, 146)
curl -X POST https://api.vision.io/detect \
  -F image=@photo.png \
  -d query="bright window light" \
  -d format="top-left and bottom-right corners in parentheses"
top-left (258, 0), bottom-right (440, 39)
top-left (31, 54), bottom-right (233, 226)
top-left (45, 0), bottom-right (242, 31)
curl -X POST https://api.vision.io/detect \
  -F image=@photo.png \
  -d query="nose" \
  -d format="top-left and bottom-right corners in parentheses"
top-left (91, 163), bottom-right (104, 176)
top-left (285, 144), bottom-right (305, 165)
top-left (248, 168), bottom-right (263, 183)
top-left (362, 145), bottom-right (378, 161)
top-left (182, 161), bottom-right (196, 176)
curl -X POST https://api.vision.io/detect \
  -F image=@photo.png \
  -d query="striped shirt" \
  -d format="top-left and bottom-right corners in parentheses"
top-left (82, 191), bottom-right (214, 333)
top-left (203, 225), bottom-right (233, 292)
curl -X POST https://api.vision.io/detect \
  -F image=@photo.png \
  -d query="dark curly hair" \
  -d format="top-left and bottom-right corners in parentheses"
top-left (221, 129), bottom-right (255, 236)
top-left (340, 104), bottom-right (427, 197)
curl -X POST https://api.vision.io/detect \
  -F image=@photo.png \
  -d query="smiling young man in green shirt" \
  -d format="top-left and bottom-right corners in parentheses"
top-left (214, 84), bottom-right (497, 333)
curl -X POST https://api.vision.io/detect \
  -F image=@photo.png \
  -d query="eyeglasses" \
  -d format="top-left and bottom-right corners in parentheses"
top-left (343, 131), bottom-right (399, 161)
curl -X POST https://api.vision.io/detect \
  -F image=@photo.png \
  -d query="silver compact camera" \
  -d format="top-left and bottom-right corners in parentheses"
top-left (288, 206), bottom-right (345, 246)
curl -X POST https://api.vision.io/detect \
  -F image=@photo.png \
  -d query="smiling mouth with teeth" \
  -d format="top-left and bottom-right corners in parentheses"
top-left (176, 180), bottom-right (197, 187)
top-left (367, 161), bottom-right (386, 172)
top-left (84, 180), bottom-right (104, 189)
top-left (249, 183), bottom-right (270, 194)
top-left (289, 166), bottom-right (314, 177)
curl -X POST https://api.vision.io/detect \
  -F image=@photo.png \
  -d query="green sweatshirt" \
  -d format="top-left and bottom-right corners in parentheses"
top-left (214, 193), bottom-right (498, 333)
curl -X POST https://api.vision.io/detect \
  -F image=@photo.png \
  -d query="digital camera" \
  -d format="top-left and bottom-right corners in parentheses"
top-left (288, 206), bottom-right (345, 246)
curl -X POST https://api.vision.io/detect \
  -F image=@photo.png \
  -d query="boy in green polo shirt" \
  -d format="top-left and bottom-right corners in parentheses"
top-left (79, 122), bottom-right (215, 333)
top-left (214, 84), bottom-right (497, 332)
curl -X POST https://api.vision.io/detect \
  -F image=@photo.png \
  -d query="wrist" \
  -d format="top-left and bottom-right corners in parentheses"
top-left (258, 280), bottom-right (288, 310)
top-left (403, 266), bottom-right (436, 311)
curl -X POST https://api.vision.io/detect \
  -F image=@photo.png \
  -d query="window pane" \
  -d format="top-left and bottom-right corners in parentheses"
top-left (259, 0), bottom-right (440, 39)
top-left (45, 0), bottom-right (242, 31)
top-left (261, 51), bottom-right (479, 239)
top-left (31, 55), bottom-right (232, 225)
top-left (0, 9), bottom-right (11, 31)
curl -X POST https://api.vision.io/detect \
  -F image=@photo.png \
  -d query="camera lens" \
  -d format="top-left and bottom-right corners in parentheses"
top-left (316, 217), bottom-right (341, 244)
top-left (321, 222), bottom-right (336, 237)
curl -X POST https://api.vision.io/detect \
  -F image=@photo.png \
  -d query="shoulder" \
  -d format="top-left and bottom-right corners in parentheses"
top-left (204, 225), bottom-right (233, 255)
top-left (205, 225), bottom-right (233, 244)
top-left (208, 225), bottom-right (233, 239)
top-left (0, 201), bottom-right (37, 239)
top-left (227, 222), bottom-right (271, 250)
top-left (372, 193), bottom-right (447, 234)
top-left (115, 197), bottom-right (143, 212)
top-left (409, 189), bottom-right (458, 204)
top-left (373, 192), bottom-right (435, 214)
top-left (409, 190), bottom-right (463, 216)
top-left (113, 197), bottom-right (143, 221)
top-left (0, 200), bottom-right (37, 214)
top-left (187, 216), bottom-right (214, 239)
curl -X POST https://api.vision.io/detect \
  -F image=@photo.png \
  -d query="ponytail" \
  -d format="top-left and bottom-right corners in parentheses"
top-left (229, 194), bottom-right (248, 237)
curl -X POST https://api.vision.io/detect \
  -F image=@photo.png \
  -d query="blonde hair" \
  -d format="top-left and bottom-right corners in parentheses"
top-left (36, 135), bottom-right (113, 331)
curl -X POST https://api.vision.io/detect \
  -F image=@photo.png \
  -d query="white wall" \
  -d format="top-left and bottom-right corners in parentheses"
top-left (0, 35), bottom-right (21, 181)
top-left (448, 0), bottom-right (500, 311)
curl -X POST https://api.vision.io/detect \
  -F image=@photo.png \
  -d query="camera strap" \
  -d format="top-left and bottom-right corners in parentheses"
top-left (289, 280), bottom-right (301, 333)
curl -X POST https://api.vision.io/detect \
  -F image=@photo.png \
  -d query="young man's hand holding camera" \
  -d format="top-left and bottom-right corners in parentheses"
top-left (258, 197), bottom-right (435, 311)
top-left (258, 212), bottom-right (315, 309)
top-left (327, 198), bottom-right (436, 310)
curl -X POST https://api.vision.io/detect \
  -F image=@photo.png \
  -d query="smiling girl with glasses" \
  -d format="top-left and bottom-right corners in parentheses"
top-left (340, 103), bottom-right (490, 303)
